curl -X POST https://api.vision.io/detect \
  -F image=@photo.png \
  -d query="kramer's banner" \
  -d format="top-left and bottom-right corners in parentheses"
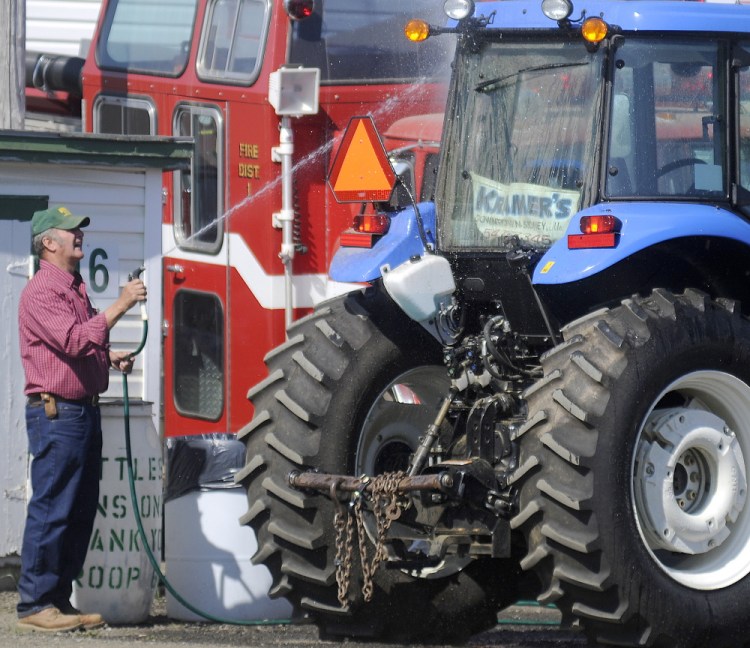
top-left (471, 172), bottom-right (579, 247)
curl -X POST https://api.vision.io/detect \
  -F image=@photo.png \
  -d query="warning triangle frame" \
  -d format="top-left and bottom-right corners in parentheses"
top-left (328, 116), bottom-right (397, 203)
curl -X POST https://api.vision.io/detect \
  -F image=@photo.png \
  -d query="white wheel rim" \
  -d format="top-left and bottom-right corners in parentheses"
top-left (632, 371), bottom-right (750, 590)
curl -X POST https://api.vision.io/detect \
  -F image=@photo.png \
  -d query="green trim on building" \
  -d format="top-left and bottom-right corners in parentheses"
top-left (0, 196), bottom-right (48, 221)
top-left (0, 130), bottom-right (192, 171)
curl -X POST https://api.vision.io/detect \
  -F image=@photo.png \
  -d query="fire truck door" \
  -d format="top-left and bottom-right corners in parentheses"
top-left (163, 104), bottom-right (230, 438)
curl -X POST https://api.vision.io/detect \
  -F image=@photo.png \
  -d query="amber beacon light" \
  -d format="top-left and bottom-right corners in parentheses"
top-left (405, 19), bottom-right (431, 42)
top-left (582, 16), bottom-right (609, 43)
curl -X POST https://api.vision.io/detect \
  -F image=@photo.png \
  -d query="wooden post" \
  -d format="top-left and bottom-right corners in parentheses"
top-left (0, 0), bottom-right (25, 130)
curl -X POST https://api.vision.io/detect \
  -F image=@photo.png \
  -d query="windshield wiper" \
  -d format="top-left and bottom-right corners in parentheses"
top-left (475, 61), bottom-right (589, 93)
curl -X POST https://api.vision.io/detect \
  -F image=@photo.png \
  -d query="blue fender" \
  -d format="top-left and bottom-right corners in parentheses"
top-left (533, 202), bottom-right (750, 285)
top-left (329, 203), bottom-right (436, 283)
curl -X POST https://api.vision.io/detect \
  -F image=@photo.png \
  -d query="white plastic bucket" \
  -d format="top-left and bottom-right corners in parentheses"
top-left (165, 488), bottom-right (293, 622)
top-left (72, 401), bottom-right (162, 624)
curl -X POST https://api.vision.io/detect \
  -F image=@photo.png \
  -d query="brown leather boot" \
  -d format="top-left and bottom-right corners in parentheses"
top-left (16, 607), bottom-right (83, 632)
top-left (75, 611), bottom-right (105, 630)
top-left (56, 602), bottom-right (106, 630)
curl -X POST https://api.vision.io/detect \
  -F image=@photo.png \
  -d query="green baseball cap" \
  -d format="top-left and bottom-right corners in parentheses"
top-left (32, 206), bottom-right (90, 236)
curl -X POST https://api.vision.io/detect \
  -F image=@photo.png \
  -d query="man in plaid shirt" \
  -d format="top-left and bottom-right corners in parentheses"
top-left (16, 206), bottom-right (146, 633)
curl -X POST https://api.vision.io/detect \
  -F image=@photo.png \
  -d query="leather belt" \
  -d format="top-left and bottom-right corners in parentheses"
top-left (27, 394), bottom-right (99, 407)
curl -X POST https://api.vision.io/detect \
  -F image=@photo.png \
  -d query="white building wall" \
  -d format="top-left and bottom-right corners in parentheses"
top-left (0, 162), bottom-right (163, 560)
top-left (26, 0), bottom-right (103, 57)
top-left (0, 215), bottom-right (32, 567)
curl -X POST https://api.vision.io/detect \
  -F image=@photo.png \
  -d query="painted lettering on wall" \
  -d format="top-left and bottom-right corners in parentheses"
top-left (75, 453), bottom-right (163, 592)
top-left (82, 239), bottom-right (120, 300)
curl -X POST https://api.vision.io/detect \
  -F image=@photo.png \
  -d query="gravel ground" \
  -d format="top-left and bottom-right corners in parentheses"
top-left (0, 588), bottom-right (591, 648)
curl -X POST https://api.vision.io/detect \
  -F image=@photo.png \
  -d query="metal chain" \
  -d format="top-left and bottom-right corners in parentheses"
top-left (332, 471), bottom-right (408, 605)
top-left (353, 493), bottom-right (374, 601)
top-left (333, 483), bottom-right (354, 607)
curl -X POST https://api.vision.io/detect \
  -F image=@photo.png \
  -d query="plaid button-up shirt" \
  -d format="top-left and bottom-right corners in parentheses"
top-left (19, 259), bottom-right (110, 399)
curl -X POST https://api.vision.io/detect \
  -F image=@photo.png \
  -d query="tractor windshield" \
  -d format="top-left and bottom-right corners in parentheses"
top-left (436, 39), bottom-right (604, 252)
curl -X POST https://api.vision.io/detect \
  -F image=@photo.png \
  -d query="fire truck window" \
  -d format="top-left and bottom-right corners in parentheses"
top-left (97, 0), bottom-right (198, 76)
top-left (173, 107), bottom-right (223, 252)
top-left (93, 97), bottom-right (156, 135)
top-left (198, 0), bottom-right (269, 85)
top-left (290, 0), bottom-right (454, 84)
top-left (173, 290), bottom-right (224, 421)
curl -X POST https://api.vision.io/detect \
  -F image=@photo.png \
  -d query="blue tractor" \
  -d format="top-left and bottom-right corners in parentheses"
top-left (238, 2), bottom-right (750, 645)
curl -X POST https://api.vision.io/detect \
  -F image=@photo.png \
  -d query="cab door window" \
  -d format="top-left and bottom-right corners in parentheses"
top-left (173, 290), bottom-right (224, 421)
top-left (173, 105), bottom-right (223, 252)
top-left (607, 39), bottom-right (726, 199)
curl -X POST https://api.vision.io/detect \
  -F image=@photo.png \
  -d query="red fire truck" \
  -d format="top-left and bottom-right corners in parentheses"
top-left (53, 0), bottom-right (452, 441)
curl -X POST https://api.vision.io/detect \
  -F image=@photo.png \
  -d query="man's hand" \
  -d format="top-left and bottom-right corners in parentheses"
top-left (104, 278), bottom-right (147, 329)
top-left (119, 278), bottom-right (147, 311)
top-left (110, 350), bottom-right (135, 374)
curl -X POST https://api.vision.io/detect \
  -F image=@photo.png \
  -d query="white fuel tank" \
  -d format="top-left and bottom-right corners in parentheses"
top-left (382, 254), bottom-right (456, 324)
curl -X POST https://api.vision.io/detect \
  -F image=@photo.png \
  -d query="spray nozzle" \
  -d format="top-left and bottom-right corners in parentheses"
top-left (127, 265), bottom-right (148, 321)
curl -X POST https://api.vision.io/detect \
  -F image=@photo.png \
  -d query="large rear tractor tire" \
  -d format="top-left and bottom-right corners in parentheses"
top-left (236, 286), bottom-right (519, 642)
top-left (511, 288), bottom-right (750, 647)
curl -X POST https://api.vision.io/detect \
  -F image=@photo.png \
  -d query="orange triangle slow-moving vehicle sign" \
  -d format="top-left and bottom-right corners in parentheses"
top-left (328, 116), bottom-right (397, 203)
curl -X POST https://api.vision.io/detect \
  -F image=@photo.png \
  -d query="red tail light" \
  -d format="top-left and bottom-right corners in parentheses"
top-left (284, 0), bottom-right (315, 20)
top-left (353, 213), bottom-right (390, 235)
top-left (568, 215), bottom-right (619, 249)
top-left (339, 213), bottom-right (391, 249)
top-left (580, 215), bottom-right (616, 234)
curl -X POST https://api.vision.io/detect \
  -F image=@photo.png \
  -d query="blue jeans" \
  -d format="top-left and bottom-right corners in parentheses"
top-left (17, 402), bottom-right (102, 617)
